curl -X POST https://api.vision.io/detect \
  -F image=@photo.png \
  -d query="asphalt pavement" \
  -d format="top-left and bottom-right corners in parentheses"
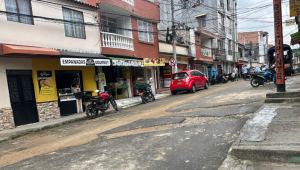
top-left (0, 79), bottom-right (276, 170)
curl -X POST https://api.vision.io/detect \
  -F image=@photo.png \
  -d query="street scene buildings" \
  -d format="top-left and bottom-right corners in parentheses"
top-left (1, 0), bottom-right (300, 169)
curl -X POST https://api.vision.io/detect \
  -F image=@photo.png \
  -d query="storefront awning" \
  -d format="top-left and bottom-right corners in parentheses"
top-left (236, 62), bottom-right (244, 65)
top-left (2, 44), bottom-right (60, 55)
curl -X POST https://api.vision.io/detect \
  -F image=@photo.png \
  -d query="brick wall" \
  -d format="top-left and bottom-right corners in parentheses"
top-left (238, 32), bottom-right (259, 44)
top-left (37, 101), bottom-right (60, 122)
top-left (86, 0), bottom-right (159, 21)
top-left (0, 107), bottom-right (15, 131)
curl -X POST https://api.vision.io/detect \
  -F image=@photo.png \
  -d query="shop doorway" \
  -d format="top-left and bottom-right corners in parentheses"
top-left (6, 70), bottom-right (38, 126)
top-left (55, 70), bottom-right (83, 116)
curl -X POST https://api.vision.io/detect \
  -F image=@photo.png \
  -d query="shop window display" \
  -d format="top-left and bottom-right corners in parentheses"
top-left (102, 66), bottom-right (130, 99)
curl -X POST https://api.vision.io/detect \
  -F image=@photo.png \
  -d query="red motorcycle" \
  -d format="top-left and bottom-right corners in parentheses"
top-left (75, 88), bottom-right (118, 119)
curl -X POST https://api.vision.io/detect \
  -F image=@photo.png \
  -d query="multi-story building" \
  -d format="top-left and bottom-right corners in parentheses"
top-left (85, 0), bottom-right (160, 95)
top-left (238, 31), bottom-right (269, 67)
top-left (0, 0), bottom-right (105, 130)
top-left (0, 0), bottom-right (161, 131)
top-left (159, 0), bottom-right (238, 74)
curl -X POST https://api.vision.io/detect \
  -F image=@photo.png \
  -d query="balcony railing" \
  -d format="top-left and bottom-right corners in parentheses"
top-left (228, 50), bottom-right (233, 55)
top-left (201, 48), bottom-right (211, 57)
top-left (102, 32), bottom-right (134, 51)
top-left (123, 0), bottom-right (134, 5)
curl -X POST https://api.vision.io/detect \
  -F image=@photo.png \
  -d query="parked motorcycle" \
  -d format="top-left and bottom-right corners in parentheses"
top-left (211, 73), bottom-right (228, 85)
top-left (226, 73), bottom-right (235, 82)
top-left (138, 78), bottom-right (155, 104)
top-left (75, 88), bottom-right (118, 119)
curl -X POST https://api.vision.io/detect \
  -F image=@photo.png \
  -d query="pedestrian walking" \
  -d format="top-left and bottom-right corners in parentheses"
top-left (255, 66), bottom-right (261, 73)
top-left (243, 65), bottom-right (249, 80)
top-left (233, 67), bottom-right (238, 81)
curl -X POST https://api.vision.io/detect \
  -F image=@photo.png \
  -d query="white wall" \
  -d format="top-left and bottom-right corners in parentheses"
top-left (159, 42), bottom-right (189, 56)
top-left (201, 38), bottom-right (211, 57)
top-left (0, 0), bottom-right (101, 53)
top-left (0, 58), bottom-right (33, 108)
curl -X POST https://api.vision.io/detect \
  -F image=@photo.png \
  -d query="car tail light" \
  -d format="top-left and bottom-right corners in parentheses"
top-left (185, 76), bottom-right (190, 82)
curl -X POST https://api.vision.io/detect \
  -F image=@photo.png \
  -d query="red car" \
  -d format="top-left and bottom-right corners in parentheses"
top-left (170, 70), bottom-right (209, 95)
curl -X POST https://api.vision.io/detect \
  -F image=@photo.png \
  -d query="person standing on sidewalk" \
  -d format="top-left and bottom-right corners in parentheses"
top-left (233, 67), bottom-right (238, 81)
top-left (255, 66), bottom-right (261, 73)
top-left (243, 65), bottom-right (249, 80)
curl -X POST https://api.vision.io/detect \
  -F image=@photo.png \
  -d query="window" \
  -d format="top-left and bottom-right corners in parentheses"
top-left (4, 0), bottom-right (33, 24)
top-left (62, 8), bottom-right (85, 39)
top-left (101, 15), bottom-right (117, 34)
top-left (228, 40), bottom-right (232, 55)
top-left (196, 33), bottom-right (200, 42)
top-left (173, 73), bottom-right (188, 80)
top-left (227, 0), bottom-right (230, 11)
top-left (197, 15), bottom-right (206, 28)
top-left (138, 20), bottom-right (154, 42)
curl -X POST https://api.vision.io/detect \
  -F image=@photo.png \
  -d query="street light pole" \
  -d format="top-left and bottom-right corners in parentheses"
top-left (273, 0), bottom-right (285, 92)
top-left (171, 0), bottom-right (177, 73)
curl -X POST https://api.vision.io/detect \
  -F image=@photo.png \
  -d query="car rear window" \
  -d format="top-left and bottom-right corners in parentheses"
top-left (173, 73), bottom-right (188, 80)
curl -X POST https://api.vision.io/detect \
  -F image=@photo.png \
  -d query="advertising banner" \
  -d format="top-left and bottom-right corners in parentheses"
top-left (290, 0), bottom-right (300, 17)
top-left (112, 60), bottom-right (142, 66)
top-left (37, 71), bottom-right (55, 95)
top-left (60, 58), bottom-right (110, 66)
top-left (143, 58), bottom-right (165, 66)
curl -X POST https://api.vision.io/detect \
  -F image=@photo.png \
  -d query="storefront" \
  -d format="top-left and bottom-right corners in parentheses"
top-left (32, 55), bottom-right (110, 120)
top-left (101, 58), bottom-right (143, 99)
top-left (157, 54), bottom-right (190, 90)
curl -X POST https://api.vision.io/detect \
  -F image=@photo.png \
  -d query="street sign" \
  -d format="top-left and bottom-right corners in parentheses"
top-left (285, 19), bottom-right (295, 26)
top-left (168, 58), bottom-right (176, 66)
top-left (290, 0), bottom-right (300, 17)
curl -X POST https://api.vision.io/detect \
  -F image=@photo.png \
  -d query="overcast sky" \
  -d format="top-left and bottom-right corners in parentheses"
top-left (237, 0), bottom-right (298, 49)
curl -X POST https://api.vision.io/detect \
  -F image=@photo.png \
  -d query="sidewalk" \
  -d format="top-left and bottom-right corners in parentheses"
top-left (219, 75), bottom-right (300, 169)
top-left (0, 93), bottom-right (170, 142)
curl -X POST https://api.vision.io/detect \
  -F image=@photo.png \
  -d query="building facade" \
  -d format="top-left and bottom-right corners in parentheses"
top-left (0, 0), bottom-right (105, 130)
top-left (238, 31), bottom-right (269, 67)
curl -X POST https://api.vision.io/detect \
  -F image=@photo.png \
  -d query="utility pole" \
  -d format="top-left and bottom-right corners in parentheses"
top-left (171, 0), bottom-right (177, 73)
top-left (273, 0), bottom-right (285, 92)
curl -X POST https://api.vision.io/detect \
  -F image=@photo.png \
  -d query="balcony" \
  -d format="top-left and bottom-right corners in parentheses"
top-left (228, 50), bottom-right (232, 55)
top-left (102, 32), bottom-right (134, 51)
top-left (122, 0), bottom-right (134, 5)
top-left (201, 48), bottom-right (212, 57)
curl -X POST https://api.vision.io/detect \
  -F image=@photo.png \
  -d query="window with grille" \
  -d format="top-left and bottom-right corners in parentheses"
top-left (62, 8), bottom-right (85, 39)
top-left (138, 20), bottom-right (154, 43)
top-left (4, 0), bottom-right (33, 24)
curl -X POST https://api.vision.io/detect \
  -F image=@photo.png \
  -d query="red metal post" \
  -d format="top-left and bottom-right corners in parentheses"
top-left (273, 0), bottom-right (285, 92)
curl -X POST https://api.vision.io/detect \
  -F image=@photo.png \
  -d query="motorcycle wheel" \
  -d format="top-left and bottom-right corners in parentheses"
top-left (210, 81), bottom-right (215, 85)
top-left (86, 105), bottom-right (99, 119)
top-left (141, 94), bottom-right (148, 104)
top-left (231, 79), bottom-right (234, 82)
top-left (110, 99), bottom-right (118, 111)
top-left (251, 78), bottom-right (260, 87)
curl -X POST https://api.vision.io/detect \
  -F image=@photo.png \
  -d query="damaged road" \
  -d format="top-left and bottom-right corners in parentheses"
top-left (0, 80), bottom-right (276, 170)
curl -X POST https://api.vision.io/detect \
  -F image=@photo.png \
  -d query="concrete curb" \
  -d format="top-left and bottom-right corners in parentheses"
top-left (0, 114), bottom-right (89, 142)
top-left (0, 94), bottom-right (171, 142)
